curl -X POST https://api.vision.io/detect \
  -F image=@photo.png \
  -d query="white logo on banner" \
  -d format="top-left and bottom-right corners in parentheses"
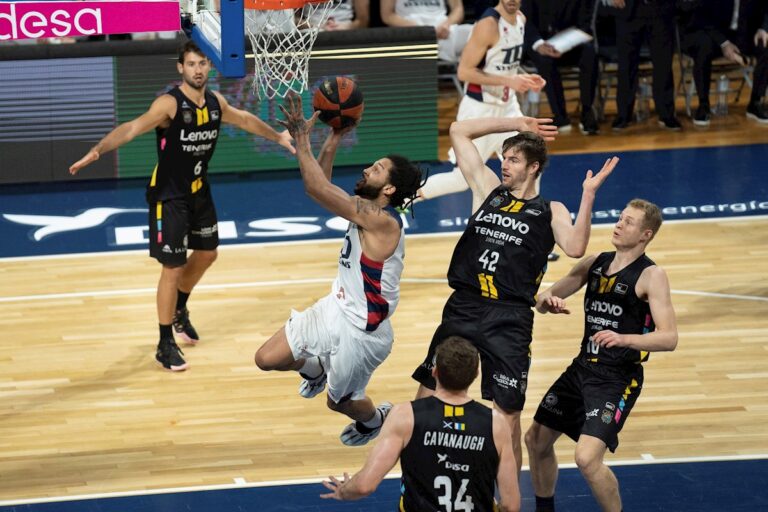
top-left (3, 208), bottom-right (145, 241)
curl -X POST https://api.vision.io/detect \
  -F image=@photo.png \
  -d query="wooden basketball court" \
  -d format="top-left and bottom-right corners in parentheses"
top-left (1, 86), bottom-right (767, 502)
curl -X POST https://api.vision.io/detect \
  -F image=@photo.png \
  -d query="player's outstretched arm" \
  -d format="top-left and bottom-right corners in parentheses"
top-left (278, 94), bottom-right (389, 232)
top-left (215, 92), bottom-right (295, 155)
top-left (69, 95), bottom-right (175, 175)
top-left (320, 403), bottom-right (413, 501)
top-left (493, 409), bottom-right (521, 512)
top-left (535, 255), bottom-right (596, 314)
top-left (550, 157), bottom-right (619, 257)
top-left (450, 116), bottom-right (557, 211)
top-left (593, 266), bottom-right (678, 351)
top-left (317, 123), bottom-right (357, 180)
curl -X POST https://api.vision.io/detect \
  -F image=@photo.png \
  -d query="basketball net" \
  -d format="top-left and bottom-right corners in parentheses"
top-left (245, 0), bottom-right (334, 100)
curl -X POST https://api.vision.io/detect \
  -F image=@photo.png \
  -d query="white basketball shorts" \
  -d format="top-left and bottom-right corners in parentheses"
top-left (285, 293), bottom-right (393, 403)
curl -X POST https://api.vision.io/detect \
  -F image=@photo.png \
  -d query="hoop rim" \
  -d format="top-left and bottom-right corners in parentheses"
top-left (244, 0), bottom-right (331, 10)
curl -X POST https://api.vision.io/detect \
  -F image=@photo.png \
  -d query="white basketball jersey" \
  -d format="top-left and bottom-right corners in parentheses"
top-left (465, 9), bottom-right (525, 106)
top-left (395, 0), bottom-right (447, 27)
top-left (332, 207), bottom-right (405, 332)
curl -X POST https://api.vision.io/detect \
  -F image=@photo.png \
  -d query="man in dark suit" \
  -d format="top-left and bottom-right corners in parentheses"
top-left (610, 0), bottom-right (682, 131)
top-left (522, 0), bottom-right (600, 134)
top-left (680, 0), bottom-right (768, 126)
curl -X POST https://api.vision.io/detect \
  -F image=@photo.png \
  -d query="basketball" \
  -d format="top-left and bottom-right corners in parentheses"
top-left (312, 76), bottom-right (364, 129)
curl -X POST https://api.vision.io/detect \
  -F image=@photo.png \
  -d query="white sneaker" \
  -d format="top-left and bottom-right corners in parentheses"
top-left (298, 359), bottom-right (326, 398)
top-left (340, 402), bottom-right (393, 446)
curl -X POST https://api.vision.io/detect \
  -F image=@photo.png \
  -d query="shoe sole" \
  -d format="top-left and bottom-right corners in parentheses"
top-left (298, 377), bottom-right (327, 399)
top-left (657, 121), bottom-right (682, 131)
top-left (579, 123), bottom-right (598, 135)
top-left (692, 119), bottom-right (710, 127)
top-left (175, 331), bottom-right (199, 345)
top-left (746, 113), bottom-right (768, 124)
top-left (557, 125), bottom-right (572, 133)
top-left (154, 358), bottom-right (189, 372)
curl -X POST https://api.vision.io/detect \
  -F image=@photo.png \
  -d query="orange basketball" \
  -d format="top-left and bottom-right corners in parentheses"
top-left (312, 76), bottom-right (364, 129)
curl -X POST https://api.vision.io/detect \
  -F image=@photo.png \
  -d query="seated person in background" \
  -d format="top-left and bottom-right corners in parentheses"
top-left (522, 0), bottom-right (599, 134)
top-left (306, 0), bottom-right (370, 30)
top-left (680, 0), bottom-right (768, 125)
top-left (380, 0), bottom-right (473, 62)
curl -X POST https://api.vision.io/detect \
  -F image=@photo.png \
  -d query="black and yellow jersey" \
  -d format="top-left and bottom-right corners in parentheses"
top-left (147, 87), bottom-right (221, 200)
top-left (447, 188), bottom-right (555, 306)
top-left (579, 251), bottom-right (656, 366)
top-left (399, 397), bottom-right (498, 512)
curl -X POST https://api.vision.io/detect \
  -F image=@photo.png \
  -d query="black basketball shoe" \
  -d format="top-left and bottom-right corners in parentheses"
top-left (155, 338), bottom-right (189, 372)
top-left (173, 307), bottom-right (200, 344)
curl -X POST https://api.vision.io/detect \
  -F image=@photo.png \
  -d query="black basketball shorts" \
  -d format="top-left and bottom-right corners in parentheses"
top-left (533, 360), bottom-right (644, 452)
top-left (412, 291), bottom-right (533, 412)
top-left (148, 189), bottom-right (219, 266)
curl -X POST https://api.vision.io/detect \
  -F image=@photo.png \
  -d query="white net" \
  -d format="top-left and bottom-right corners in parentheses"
top-left (245, 2), bottom-right (334, 99)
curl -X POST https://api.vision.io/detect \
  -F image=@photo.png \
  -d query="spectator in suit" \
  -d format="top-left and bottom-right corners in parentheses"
top-left (522, 0), bottom-right (600, 134)
top-left (680, 0), bottom-right (768, 126)
top-left (610, 0), bottom-right (682, 131)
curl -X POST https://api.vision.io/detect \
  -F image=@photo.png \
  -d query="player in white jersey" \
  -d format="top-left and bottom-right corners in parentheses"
top-left (381, 0), bottom-right (473, 62)
top-left (417, 0), bottom-right (545, 201)
top-left (254, 94), bottom-right (424, 446)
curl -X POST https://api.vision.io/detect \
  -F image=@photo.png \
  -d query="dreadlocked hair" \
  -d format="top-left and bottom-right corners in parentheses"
top-left (386, 154), bottom-right (427, 215)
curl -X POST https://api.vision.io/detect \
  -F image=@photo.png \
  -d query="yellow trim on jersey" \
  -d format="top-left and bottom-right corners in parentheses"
top-left (149, 164), bottom-right (158, 187)
top-left (196, 107), bottom-right (209, 125)
top-left (598, 276), bottom-right (616, 293)
top-left (399, 495), bottom-right (406, 512)
top-left (191, 177), bottom-right (203, 194)
top-left (478, 273), bottom-right (498, 299)
top-left (156, 202), bottom-right (162, 219)
top-left (443, 405), bottom-right (465, 417)
top-left (500, 199), bottom-right (524, 213)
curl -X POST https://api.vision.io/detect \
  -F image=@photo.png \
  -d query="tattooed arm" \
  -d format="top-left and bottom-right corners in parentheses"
top-left (279, 94), bottom-right (397, 236)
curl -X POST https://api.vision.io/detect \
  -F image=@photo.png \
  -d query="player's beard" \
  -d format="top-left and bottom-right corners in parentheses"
top-left (184, 74), bottom-right (208, 91)
top-left (355, 179), bottom-right (383, 200)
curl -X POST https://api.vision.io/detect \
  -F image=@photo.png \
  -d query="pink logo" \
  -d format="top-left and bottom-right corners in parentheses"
top-left (0, 1), bottom-right (180, 40)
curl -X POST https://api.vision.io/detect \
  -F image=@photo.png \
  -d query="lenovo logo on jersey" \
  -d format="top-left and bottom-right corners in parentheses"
top-left (474, 209), bottom-right (529, 234)
top-left (586, 299), bottom-right (623, 317)
top-left (179, 129), bottom-right (218, 142)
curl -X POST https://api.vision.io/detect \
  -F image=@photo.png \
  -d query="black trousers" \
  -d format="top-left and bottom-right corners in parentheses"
top-left (528, 42), bottom-right (599, 122)
top-left (615, 11), bottom-right (676, 120)
top-left (682, 29), bottom-right (768, 106)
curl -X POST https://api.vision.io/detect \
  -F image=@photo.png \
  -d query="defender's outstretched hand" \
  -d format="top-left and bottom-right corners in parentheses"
top-left (583, 156), bottom-right (619, 194)
top-left (518, 117), bottom-right (559, 142)
top-left (320, 472), bottom-right (350, 500)
top-left (277, 93), bottom-right (320, 140)
top-left (69, 150), bottom-right (100, 175)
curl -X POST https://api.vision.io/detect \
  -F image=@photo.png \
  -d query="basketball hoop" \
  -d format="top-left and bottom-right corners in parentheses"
top-left (245, 0), bottom-right (334, 100)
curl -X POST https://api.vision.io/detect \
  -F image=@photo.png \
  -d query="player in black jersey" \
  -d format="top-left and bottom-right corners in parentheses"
top-left (320, 336), bottom-right (520, 512)
top-left (525, 199), bottom-right (678, 512)
top-left (412, 115), bottom-right (619, 474)
top-left (69, 41), bottom-right (295, 372)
